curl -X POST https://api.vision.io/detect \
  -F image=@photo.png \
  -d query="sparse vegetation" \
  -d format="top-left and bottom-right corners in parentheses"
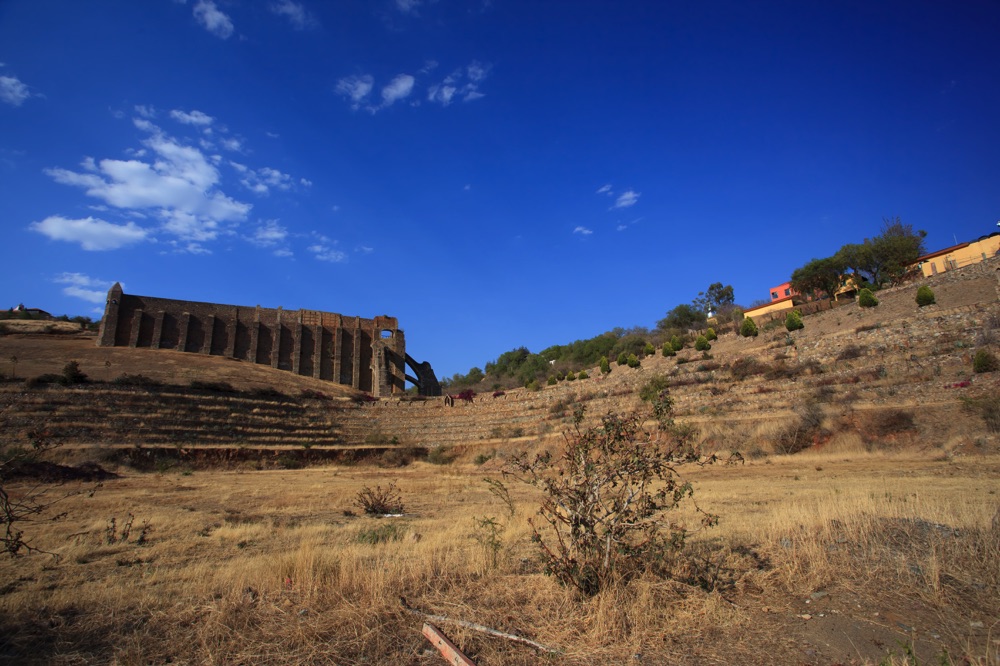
top-left (354, 482), bottom-right (404, 515)
top-left (972, 348), bottom-right (998, 374)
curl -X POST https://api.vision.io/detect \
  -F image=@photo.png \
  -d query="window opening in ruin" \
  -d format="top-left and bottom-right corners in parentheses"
top-left (381, 330), bottom-right (393, 338)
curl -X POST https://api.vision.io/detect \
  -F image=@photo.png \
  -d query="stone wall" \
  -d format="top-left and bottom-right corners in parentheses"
top-left (96, 283), bottom-right (440, 396)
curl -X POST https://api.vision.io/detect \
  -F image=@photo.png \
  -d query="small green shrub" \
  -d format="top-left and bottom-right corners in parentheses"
top-left (526, 379), bottom-right (541, 391)
top-left (858, 288), bottom-right (879, 308)
top-left (662, 343), bottom-right (676, 357)
top-left (705, 327), bottom-right (717, 341)
top-left (547, 375), bottom-right (558, 386)
top-left (915, 285), bottom-right (935, 307)
top-left (740, 317), bottom-right (758, 338)
top-left (784, 310), bottom-right (804, 332)
top-left (626, 353), bottom-right (640, 368)
top-left (62, 360), bottom-right (88, 385)
top-left (566, 371), bottom-right (577, 381)
top-left (670, 335), bottom-right (684, 352)
top-left (577, 370), bottom-right (589, 379)
top-left (616, 352), bottom-right (628, 366)
top-left (973, 349), bottom-right (999, 374)
top-left (643, 342), bottom-right (656, 357)
top-left (599, 356), bottom-right (611, 375)
top-left (694, 335), bottom-right (711, 351)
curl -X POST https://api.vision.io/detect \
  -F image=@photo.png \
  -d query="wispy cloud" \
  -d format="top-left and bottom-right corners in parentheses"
top-left (308, 236), bottom-right (347, 263)
top-left (335, 75), bottom-right (375, 111)
top-left (573, 226), bottom-right (593, 236)
top-left (395, 0), bottom-right (421, 14)
top-left (270, 0), bottom-right (318, 29)
top-left (427, 61), bottom-right (490, 106)
top-left (381, 74), bottom-right (415, 106)
top-left (0, 73), bottom-right (31, 107)
top-left (170, 109), bottom-right (214, 126)
top-left (612, 189), bottom-right (640, 209)
top-left (30, 216), bottom-right (148, 251)
top-left (53, 273), bottom-right (117, 303)
top-left (192, 0), bottom-right (234, 39)
top-left (596, 183), bottom-right (613, 195)
top-left (233, 164), bottom-right (297, 195)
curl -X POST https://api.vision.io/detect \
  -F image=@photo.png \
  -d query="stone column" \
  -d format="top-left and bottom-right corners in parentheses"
top-left (178, 312), bottom-right (191, 352)
top-left (151, 311), bottom-right (165, 349)
top-left (129, 310), bottom-right (143, 348)
top-left (202, 314), bottom-right (215, 354)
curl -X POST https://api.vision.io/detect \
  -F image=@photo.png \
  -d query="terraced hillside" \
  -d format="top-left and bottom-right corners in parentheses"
top-left (1, 258), bottom-right (998, 464)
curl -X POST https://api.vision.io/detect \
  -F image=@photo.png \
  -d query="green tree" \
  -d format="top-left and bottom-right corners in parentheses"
top-left (657, 304), bottom-right (707, 332)
top-left (784, 310), bottom-right (804, 332)
top-left (790, 256), bottom-right (846, 303)
top-left (693, 283), bottom-right (736, 317)
top-left (600, 356), bottom-right (611, 375)
top-left (670, 335), bottom-right (684, 352)
top-left (662, 343), bottom-right (675, 357)
top-left (705, 328), bottom-right (717, 341)
top-left (838, 218), bottom-right (926, 288)
top-left (740, 317), bottom-right (758, 338)
top-left (694, 335), bottom-right (711, 351)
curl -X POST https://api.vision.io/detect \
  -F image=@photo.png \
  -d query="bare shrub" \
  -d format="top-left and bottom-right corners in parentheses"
top-left (354, 482), bottom-right (404, 515)
top-left (500, 398), bottom-right (721, 596)
top-left (730, 357), bottom-right (768, 381)
top-left (962, 396), bottom-right (1000, 434)
top-left (772, 403), bottom-right (825, 455)
top-left (864, 409), bottom-right (918, 439)
top-left (836, 345), bottom-right (864, 361)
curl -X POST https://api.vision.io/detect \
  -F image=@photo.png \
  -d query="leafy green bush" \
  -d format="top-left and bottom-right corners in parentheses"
top-left (600, 356), bottom-right (611, 375)
top-left (547, 375), bottom-right (558, 386)
top-left (858, 288), bottom-right (879, 308)
top-left (784, 310), bottom-right (804, 332)
top-left (915, 285), bottom-right (935, 307)
top-left (526, 379), bottom-right (541, 391)
top-left (662, 343), bottom-right (676, 357)
top-left (566, 371), bottom-right (577, 381)
top-left (670, 336), bottom-right (684, 352)
top-left (626, 353), bottom-right (640, 368)
top-left (740, 316), bottom-right (758, 338)
top-left (643, 342), bottom-right (656, 357)
top-left (577, 370), bottom-right (589, 379)
top-left (705, 327), bottom-right (717, 341)
top-left (616, 352), bottom-right (629, 366)
top-left (973, 349), bottom-right (999, 374)
top-left (694, 335), bottom-right (711, 351)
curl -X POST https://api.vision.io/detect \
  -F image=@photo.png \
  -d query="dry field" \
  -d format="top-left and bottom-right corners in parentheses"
top-left (1, 448), bottom-right (998, 665)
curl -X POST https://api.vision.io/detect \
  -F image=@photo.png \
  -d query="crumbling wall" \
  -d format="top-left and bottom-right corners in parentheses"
top-left (96, 283), bottom-right (433, 396)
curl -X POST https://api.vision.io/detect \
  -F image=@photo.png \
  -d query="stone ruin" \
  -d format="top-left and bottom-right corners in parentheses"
top-left (96, 283), bottom-right (441, 397)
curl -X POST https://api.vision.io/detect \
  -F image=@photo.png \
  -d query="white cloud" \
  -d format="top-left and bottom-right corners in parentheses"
top-left (612, 189), bottom-right (640, 209)
top-left (427, 61), bottom-right (490, 106)
top-left (30, 216), bottom-right (148, 251)
top-left (395, 0), bottom-right (421, 13)
top-left (300, 177), bottom-right (312, 187)
top-left (170, 109), bottom-right (214, 126)
top-left (336, 75), bottom-right (374, 110)
top-left (270, 0), bottom-right (317, 29)
top-left (596, 183), bottom-right (612, 195)
top-left (249, 220), bottom-right (288, 247)
top-left (193, 0), bottom-right (234, 39)
top-left (0, 75), bottom-right (31, 106)
top-left (44, 120), bottom-right (251, 245)
top-left (134, 104), bottom-right (156, 118)
top-left (238, 165), bottom-right (295, 194)
top-left (573, 226), bottom-right (593, 236)
top-left (53, 273), bottom-right (116, 303)
top-left (308, 242), bottom-right (346, 263)
top-left (356, 245), bottom-right (374, 254)
top-left (381, 74), bottom-right (415, 106)
top-left (220, 137), bottom-right (243, 152)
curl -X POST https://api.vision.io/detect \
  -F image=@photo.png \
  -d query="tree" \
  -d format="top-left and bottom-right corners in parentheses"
top-left (693, 283), bottom-right (736, 317)
top-left (838, 218), bottom-right (926, 288)
top-left (657, 304), bottom-right (707, 332)
top-left (599, 356), bottom-right (611, 375)
top-left (694, 335), bottom-right (711, 351)
top-left (858, 288), bottom-right (879, 308)
top-left (916, 286), bottom-right (935, 307)
top-left (785, 310), bottom-right (804, 332)
top-left (740, 317), bottom-right (758, 337)
top-left (790, 256), bottom-right (846, 303)
top-left (500, 401), bottom-right (719, 595)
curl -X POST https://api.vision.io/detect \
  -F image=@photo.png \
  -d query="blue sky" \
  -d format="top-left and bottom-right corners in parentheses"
top-left (2, 1), bottom-right (998, 380)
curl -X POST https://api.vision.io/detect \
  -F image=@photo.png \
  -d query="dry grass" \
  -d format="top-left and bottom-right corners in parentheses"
top-left (1, 454), bottom-right (997, 665)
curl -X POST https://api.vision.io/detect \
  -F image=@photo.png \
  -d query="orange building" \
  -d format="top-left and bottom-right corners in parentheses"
top-left (769, 282), bottom-right (798, 302)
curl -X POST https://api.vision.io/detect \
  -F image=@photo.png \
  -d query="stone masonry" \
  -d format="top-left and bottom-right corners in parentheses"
top-left (96, 283), bottom-right (441, 397)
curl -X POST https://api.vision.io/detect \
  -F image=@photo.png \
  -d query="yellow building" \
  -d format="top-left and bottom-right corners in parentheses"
top-left (914, 232), bottom-right (1000, 278)
top-left (743, 297), bottom-right (795, 319)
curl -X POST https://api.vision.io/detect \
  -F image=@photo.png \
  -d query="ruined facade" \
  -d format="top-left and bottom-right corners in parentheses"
top-left (96, 284), bottom-right (441, 397)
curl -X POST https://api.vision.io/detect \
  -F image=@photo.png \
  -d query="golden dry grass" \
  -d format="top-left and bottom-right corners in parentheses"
top-left (2, 452), bottom-right (997, 665)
